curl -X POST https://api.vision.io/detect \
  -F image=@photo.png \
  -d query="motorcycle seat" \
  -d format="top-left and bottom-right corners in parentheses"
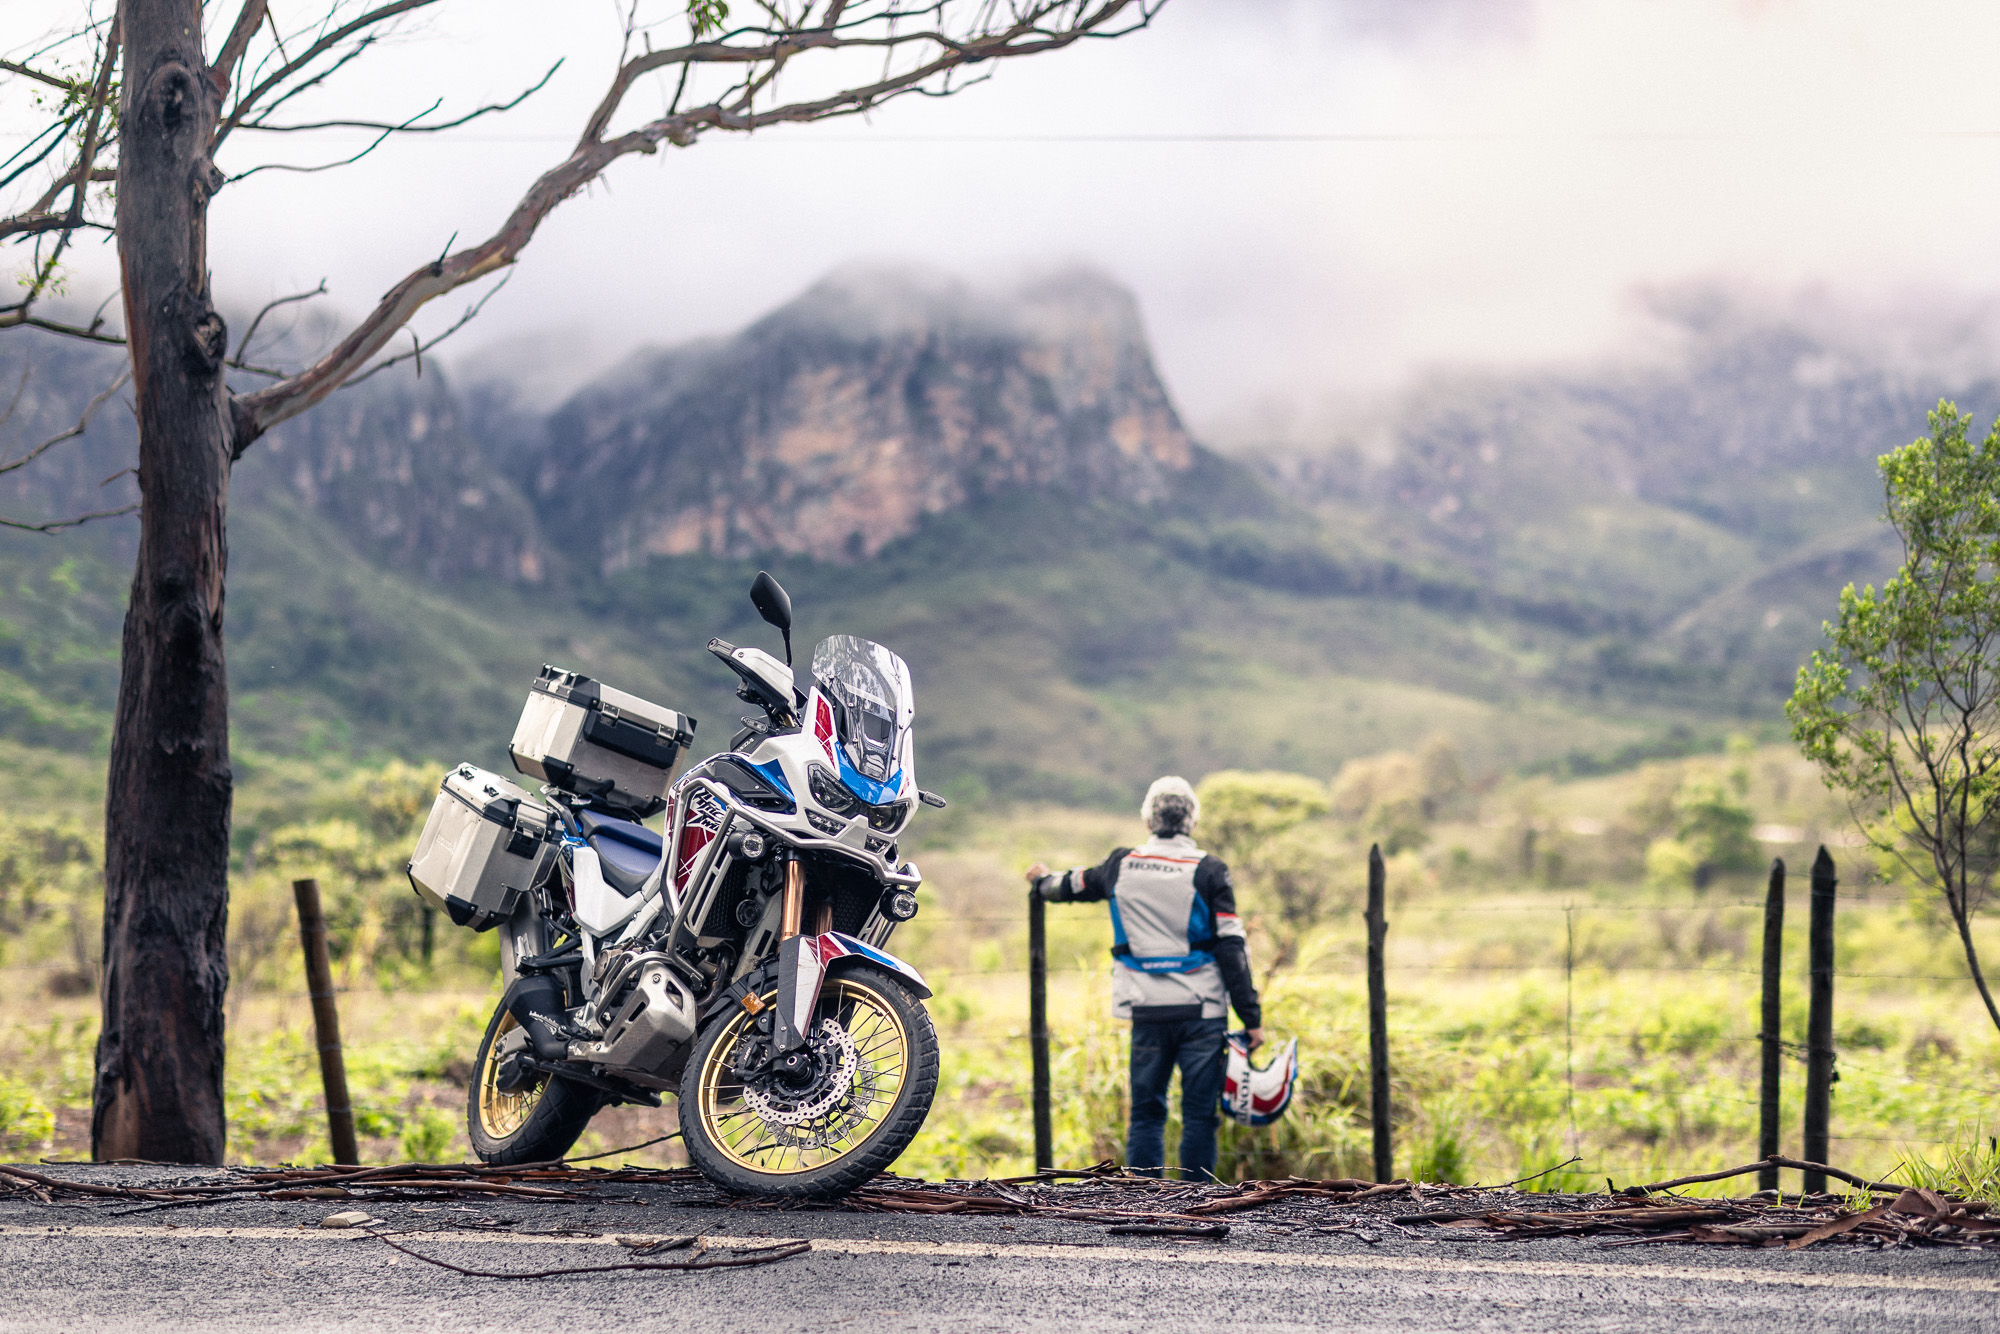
top-left (577, 809), bottom-right (663, 898)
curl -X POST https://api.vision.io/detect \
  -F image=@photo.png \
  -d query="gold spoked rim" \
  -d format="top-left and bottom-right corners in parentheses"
top-left (697, 976), bottom-right (909, 1176)
top-left (477, 1011), bottom-right (545, 1140)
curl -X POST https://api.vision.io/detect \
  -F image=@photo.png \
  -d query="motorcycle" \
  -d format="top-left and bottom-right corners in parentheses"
top-left (407, 572), bottom-right (944, 1197)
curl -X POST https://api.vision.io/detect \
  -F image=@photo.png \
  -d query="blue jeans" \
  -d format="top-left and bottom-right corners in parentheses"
top-left (1127, 1015), bottom-right (1227, 1181)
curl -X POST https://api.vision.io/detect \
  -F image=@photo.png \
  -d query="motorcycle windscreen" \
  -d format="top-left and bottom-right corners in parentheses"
top-left (811, 635), bottom-right (913, 788)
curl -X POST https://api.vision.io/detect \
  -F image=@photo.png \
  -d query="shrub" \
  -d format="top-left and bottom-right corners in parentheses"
top-left (0, 1073), bottom-right (54, 1154)
top-left (1197, 771), bottom-right (1330, 863)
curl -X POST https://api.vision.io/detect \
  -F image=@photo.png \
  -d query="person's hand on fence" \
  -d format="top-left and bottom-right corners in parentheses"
top-left (1025, 862), bottom-right (1050, 892)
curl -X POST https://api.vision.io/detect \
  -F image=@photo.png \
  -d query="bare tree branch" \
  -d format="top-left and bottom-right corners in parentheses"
top-left (55, 30), bottom-right (118, 243)
top-left (0, 117), bottom-right (80, 194)
top-left (0, 502), bottom-right (138, 534)
top-left (229, 280), bottom-right (329, 370)
top-left (0, 329), bottom-right (138, 534)
top-left (0, 59), bottom-right (84, 93)
top-left (230, 31), bottom-right (384, 136)
top-left (239, 59), bottom-right (562, 134)
top-left (228, 113), bottom-right (422, 181)
top-left (0, 367), bottom-right (130, 477)
top-left (237, 0), bottom-right (1157, 440)
top-left (216, 0), bottom-right (447, 149)
top-left (212, 0), bottom-right (272, 90)
top-left (0, 313), bottom-right (127, 346)
top-left (339, 269), bottom-right (512, 389)
top-left (10, 1), bottom-right (1161, 460)
top-left (0, 24), bottom-right (119, 338)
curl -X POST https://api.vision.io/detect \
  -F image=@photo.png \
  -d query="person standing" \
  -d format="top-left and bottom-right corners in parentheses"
top-left (1025, 776), bottom-right (1263, 1181)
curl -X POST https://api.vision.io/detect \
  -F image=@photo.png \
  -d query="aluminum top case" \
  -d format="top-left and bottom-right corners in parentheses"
top-left (509, 666), bottom-right (696, 816)
top-left (408, 763), bottom-right (558, 932)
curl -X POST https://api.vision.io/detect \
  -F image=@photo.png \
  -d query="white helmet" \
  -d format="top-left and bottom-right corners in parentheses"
top-left (1222, 1031), bottom-right (1299, 1127)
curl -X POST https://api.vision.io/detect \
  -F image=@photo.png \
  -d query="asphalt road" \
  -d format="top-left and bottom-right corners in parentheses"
top-left (3, 1168), bottom-right (1995, 1333)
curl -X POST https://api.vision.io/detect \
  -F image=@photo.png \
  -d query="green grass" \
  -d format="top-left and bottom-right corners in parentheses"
top-left (891, 909), bottom-right (1999, 1194)
top-left (1897, 1126), bottom-right (2000, 1205)
top-left (884, 772), bottom-right (2000, 1192)
top-left (1, 746), bottom-right (1995, 1199)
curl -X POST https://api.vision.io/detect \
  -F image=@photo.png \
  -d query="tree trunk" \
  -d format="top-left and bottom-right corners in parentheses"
top-left (1951, 900), bottom-right (2000, 1037)
top-left (93, 0), bottom-right (237, 1164)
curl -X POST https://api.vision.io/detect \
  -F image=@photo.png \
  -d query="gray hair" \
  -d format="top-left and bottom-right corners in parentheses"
top-left (1141, 775), bottom-right (1200, 837)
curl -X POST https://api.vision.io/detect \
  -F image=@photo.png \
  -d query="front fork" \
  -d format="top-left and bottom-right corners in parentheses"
top-left (770, 856), bottom-right (929, 1053)
top-left (773, 858), bottom-right (812, 1051)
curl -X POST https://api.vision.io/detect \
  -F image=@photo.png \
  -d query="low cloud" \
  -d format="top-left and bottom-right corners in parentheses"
top-left (15, 1), bottom-right (2000, 444)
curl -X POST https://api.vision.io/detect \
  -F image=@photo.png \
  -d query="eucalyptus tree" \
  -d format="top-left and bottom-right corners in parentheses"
top-left (1789, 402), bottom-right (2000, 1036)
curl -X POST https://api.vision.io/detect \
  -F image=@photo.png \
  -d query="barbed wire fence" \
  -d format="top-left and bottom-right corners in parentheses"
top-left (1, 868), bottom-right (1994, 1177)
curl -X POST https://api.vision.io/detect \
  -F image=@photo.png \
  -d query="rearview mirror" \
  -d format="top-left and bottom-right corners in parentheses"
top-left (750, 570), bottom-right (793, 664)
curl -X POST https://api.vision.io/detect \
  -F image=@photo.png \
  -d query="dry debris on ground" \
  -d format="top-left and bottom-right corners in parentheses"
top-left (3, 1153), bottom-right (1993, 1252)
top-left (728, 1157), bottom-right (2000, 1252)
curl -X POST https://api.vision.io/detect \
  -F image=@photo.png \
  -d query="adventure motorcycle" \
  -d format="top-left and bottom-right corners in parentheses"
top-left (407, 572), bottom-right (943, 1197)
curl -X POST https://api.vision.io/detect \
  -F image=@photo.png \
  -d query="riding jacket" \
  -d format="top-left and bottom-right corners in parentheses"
top-left (1036, 835), bottom-right (1261, 1028)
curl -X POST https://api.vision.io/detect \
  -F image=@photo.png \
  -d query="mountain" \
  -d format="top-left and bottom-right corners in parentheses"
top-left (1250, 299), bottom-right (2000, 704)
top-left (245, 368), bottom-right (547, 586)
top-left (525, 268), bottom-right (1194, 570)
top-left (0, 273), bottom-right (1976, 822)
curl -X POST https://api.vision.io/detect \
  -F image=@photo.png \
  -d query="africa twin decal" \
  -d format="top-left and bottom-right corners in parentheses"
top-left (674, 785), bottom-right (727, 893)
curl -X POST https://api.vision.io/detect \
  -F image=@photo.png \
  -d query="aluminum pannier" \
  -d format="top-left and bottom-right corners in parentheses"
top-left (509, 666), bottom-right (696, 816)
top-left (408, 763), bottom-right (558, 931)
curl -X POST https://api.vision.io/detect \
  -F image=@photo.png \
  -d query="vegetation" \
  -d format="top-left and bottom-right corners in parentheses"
top-left (1790, 402), bottom-right (2000, 1034)
top-left (1194, 770), bottom-right (1334, 967)
top-left (4, 304), bottom-right (2000, 1184)
top-left (12, 742), bottom-right (1987, 1201)
top-left (901, 756), bottom-right (1997, 1196)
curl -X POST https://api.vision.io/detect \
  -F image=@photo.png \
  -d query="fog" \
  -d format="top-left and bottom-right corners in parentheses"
top-left (12, 0), bottom-right (2000, 440)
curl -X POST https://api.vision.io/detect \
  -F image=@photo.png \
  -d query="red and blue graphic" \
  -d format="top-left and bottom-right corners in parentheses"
top-left (1222, 1032), bottom-right (1299, 1127)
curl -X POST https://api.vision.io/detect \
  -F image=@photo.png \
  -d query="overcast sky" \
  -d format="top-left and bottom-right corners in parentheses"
top-left (16, 0), bottom-right (2000, 441)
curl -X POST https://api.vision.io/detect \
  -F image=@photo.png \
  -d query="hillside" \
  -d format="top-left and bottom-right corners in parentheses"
top-left (1252, 299), bottom-right (2000, 706)
top-left (0, 274), bottom-right (1970, 824)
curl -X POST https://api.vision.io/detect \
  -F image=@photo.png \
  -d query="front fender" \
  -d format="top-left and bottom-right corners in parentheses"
top-left (820, 932), bottom-right (930, 999)
top-left (773, 930), bottom-right (931, 1052)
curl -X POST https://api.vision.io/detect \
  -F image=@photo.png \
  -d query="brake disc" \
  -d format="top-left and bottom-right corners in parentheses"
top-left (757, 1061), bottom-right (877, 1150)
top-left (741, 1018), bottom-right (859, 1130)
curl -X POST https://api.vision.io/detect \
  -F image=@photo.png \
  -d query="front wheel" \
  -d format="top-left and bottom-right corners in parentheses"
top-left (679, 965), bottom-right (938, 1198)
top-left (466, 1003), bottom-right (604, 1165)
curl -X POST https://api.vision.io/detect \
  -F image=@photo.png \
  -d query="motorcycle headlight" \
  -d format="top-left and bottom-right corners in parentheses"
top-left (808, 764), bottom-right (864, 818)
top-left (867, 800), bottom-right (909, 833)
top-left (882, 888), bottom-right (920, 922)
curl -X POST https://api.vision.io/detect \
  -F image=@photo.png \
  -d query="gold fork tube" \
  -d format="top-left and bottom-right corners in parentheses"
top-left (779, 858), bottom-right (805, 940)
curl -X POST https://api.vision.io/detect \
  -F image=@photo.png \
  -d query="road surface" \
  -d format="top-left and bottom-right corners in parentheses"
top-left (1, 1167), bottom-right (1993, 1332)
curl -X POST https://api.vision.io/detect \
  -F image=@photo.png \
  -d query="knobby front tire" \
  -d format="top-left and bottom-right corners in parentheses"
top-left (679, 964), bottom-right (938, 1198)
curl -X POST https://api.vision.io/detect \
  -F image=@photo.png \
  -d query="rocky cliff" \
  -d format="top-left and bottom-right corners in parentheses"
top-left (528, 267), bottom-right (1195, 570)
top-left (1, 267), bottom-right (1195, 586)
top-left (247, 369), bottom-right (546, 585)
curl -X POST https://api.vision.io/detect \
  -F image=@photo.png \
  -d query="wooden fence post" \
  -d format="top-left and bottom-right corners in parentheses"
top-left (1759, 858), bottom-right (1785, 1193)
top-left (293, 878), bottom-right (360, 1167)
top-left (1029, 888), bottom-right (1052, 1173)
top-left (1803, 847), bottom-right (1837, 1193)
top-left (1366, 844), bottom-right (1392, 1183)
